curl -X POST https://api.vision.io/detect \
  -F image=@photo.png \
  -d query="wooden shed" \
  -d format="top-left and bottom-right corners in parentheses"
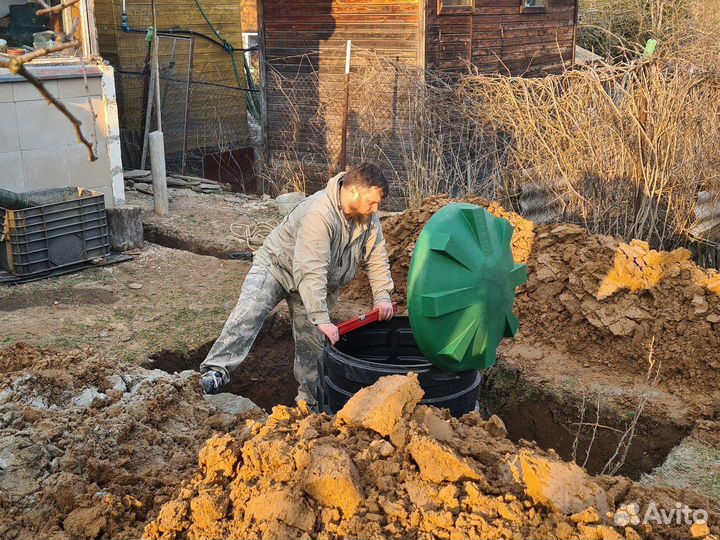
top-left (242, 0), bottom-right (258, 33)
top-left (259, 0), bottom-right (578, 183)
top-left (95, 0), bottom-right (251, 170)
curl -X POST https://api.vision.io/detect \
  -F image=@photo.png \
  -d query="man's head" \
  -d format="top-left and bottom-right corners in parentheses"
top-left (340, 163), bottom-right (389, 224)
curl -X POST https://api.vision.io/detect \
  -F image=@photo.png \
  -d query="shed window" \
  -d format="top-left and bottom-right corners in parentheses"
top-left (0, 0), bottom-right (89, 60)
top-left (437, 0), bottom-right (475, 15)
top-left (521, 0), bottom-right (548, 13)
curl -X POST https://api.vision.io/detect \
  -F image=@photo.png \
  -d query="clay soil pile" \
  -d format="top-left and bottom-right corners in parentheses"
top-left (0, 343), bottom-right (262, 540)
top-left (347, 196), bottom-right (720, 393)
top-left (344, 195), bottom-right (535, 308)
top-left (515, 225), bottom-right (720, 391)
top-left (145, 374), bottom-right (717, 540)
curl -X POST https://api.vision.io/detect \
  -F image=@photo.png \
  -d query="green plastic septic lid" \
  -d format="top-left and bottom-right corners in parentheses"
top-left (407, 203), bottom-right (528, 372)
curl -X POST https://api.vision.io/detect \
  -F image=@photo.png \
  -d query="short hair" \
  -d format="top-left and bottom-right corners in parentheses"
top-left (343, 162), bottom-right (389, 196)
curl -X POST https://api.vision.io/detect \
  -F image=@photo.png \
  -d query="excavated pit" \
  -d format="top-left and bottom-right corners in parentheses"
top-left (148, 311), bottom-right (687, 482)
top-left (146, 311), bottom-right (297, 411)
top-left (478, 362), bottom-right (692, 480)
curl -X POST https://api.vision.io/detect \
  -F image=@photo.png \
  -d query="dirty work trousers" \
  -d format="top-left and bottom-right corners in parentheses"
top-left (200, 265), bottom-right (335, 407)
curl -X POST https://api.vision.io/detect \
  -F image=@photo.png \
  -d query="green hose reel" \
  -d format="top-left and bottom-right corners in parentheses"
top-left (407, 203), bottom-right (528, 372)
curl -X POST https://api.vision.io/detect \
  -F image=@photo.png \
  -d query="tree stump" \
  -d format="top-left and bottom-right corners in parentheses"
top-left (106, 206), bottom-right (143, 252)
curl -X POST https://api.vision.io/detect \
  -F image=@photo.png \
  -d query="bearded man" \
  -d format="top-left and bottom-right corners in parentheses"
top-left (200, 162), bottom-right (394, 407)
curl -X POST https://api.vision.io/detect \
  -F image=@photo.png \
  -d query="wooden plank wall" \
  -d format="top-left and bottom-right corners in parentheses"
top-left (262, 0), bottom-right (420, 180)
top-left (95, 0), bottom-right (249, 153)
top-left (425, 0), bottom-right (576, 75)
top-left (242, 0), bottom-right (258, 33)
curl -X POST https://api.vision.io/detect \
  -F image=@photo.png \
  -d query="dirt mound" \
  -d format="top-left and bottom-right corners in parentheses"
top-left (0, 343), bottom-right (264, 540)
top-left (515, 225), bottom-right (720, 389)
top-left (144, 375), bottom-right (717, 540)
top-left (348, 196), bottom-right (720, 393)
top-left (343, 195), bottom-right (535, 308)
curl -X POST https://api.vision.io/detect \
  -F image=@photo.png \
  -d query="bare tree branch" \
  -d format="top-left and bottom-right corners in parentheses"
top-left (36, 0), bottom-right (82, 17)
top-left (0, 5), bottom-right (98, 162)
top-left (0, 53), bottom-right (98, 161)
top-left (13, 39), bottom-right (80, 64)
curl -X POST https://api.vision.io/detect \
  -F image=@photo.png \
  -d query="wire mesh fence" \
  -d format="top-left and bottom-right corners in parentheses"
top-left (114, 32), bottom-right (254, 178)
top-left (261, 48), bottom-right (506, 209)
top-left (261, 47), bottom-right (720, 268)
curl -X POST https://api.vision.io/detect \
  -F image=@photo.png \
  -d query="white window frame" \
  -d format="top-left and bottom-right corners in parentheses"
top-left (437, 0), bottom-right (475, 16)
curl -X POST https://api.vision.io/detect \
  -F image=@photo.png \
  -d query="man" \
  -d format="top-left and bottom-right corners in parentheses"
top-left (200, 162), bottom-right (395, 407)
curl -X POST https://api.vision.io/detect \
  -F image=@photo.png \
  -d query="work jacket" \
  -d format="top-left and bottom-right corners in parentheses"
top-left (254, 173), bottom-right (394, 325)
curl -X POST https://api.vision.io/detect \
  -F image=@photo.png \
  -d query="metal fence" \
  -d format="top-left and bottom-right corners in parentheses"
top-left (262, 49), bottom-right (505, 209)
top-left (114, 33), bottom-right (255, 177)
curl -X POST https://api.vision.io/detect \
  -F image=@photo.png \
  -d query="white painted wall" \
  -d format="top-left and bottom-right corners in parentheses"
top-left (0, 68), bottom-right (123, 207)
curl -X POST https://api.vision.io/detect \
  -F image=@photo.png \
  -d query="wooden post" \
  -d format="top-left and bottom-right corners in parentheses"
top-left (139, 65), bottom-right (156, 170)
top-left (149, 0), bottom-right (167, 215)
top-left (151, 0), bottom-right (162, 132)
top-left (339, 40), bottom-right (352, 173)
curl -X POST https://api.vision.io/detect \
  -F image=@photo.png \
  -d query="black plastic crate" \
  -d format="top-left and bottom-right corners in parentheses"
top-left (1, 187), bottom-right (110, 276)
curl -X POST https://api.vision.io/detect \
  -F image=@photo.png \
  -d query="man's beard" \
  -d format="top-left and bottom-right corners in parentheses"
top-left (348, 211), bottom-right (372, 225)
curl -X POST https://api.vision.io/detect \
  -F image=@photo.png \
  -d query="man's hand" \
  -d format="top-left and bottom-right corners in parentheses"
top-left (376, 301), bottom-right (395, 321)
top-left (317, 323), bottom-right (339, 344)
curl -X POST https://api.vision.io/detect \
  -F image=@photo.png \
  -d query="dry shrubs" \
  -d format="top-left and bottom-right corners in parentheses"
top-left (460, 60), bottom-right (720, 249)
top-left (578, 0), bottom-right (720, 69)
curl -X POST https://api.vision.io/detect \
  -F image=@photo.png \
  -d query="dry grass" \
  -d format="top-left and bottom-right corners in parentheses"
top-left (459, 60), bottom-right (720, 249)
top-left (578, 0), bottom-right (720, 67)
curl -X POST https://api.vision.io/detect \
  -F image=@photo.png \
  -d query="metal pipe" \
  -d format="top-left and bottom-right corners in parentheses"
top-left (122, 0), bottom-right (128, 32)
top-left (339, 40), bottom-right (352, 173)
top-left (181, 36), bottom-right (195, 174)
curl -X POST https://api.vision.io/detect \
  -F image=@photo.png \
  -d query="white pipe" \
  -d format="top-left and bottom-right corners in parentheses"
top-left (345, 40), bottom-right (352, 75)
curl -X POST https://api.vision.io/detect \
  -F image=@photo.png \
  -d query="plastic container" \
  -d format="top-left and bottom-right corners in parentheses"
top-left (407, 203), bottom-right (528, 372)
top-left (33, 31), bottom-right (55, 50)
top-left (319, 317), bottom-right (482, 418)
top-left (1, 187), bottom-right (110, 276)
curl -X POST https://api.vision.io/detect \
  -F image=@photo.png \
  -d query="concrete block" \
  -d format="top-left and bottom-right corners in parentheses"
top-left (13, 80), bottom-right (59, 101)
top-left (16, 100), bottom-right (76, 150)
top-left (0, 151), bottom-right (26, 192)
top-left (105, 375), bottom-right (127, 393)
top-left (22, 148), bottom-right (69, 191)
top-left (72, 388), bottom-right (110, 409)
top-left (65, 142), bottom-right (111, 190)
top-left (87, 184), bottom-right (116, 208)
top-left (56, 76), bottom-right (102, 98)
top-left (65, 96), bottom-right (106, 138)
top-left (204, 393), bottom-right (260, 415)
top-left (16, 96), bottom-right (105, 151)
top-left (0, 103), bottom-right (20, 152)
